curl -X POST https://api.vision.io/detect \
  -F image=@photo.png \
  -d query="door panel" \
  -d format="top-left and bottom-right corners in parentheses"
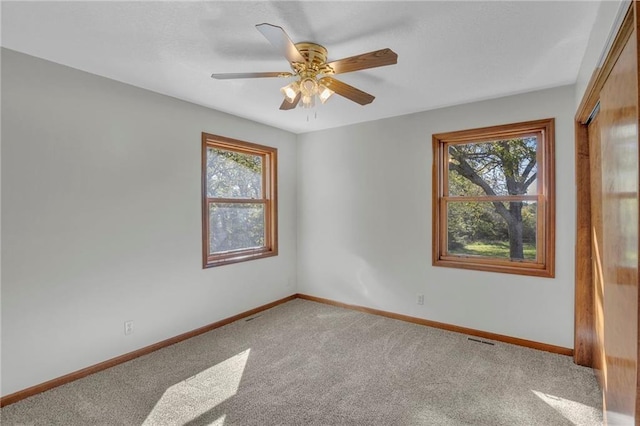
top-left (598, 26), bottom-right (638, 422)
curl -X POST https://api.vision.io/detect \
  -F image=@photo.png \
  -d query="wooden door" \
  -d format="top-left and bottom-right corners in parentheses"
top-left (598, 20), bottom-right (639, 423)
top-left (574, 2), bottom-right (640, 423)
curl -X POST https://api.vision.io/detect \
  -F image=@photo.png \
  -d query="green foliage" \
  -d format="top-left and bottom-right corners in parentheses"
top-left (449, 241), bottom-right (536, 260)
top-left (210, 204), bottom-right (264, 253)
top-left (447, 137), bottom-right (538, 259)
top-left (449, 137), bottom-right (537, 196)
top-left (207, 147), bottom-right (265, 253)
top-left (207, 148), bottom-right (262, 199)
top-left (521, 203), bottom-right (537, 243)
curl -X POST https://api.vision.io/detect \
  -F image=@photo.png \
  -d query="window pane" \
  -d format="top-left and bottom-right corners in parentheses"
top-left (447, 201), bottom-right (537, 261)
top-left (209, 203), bottom-right (265, 254)
top-left (207, 147), bottom-right (263, 198)
top-left (448, 137), bottom-right (538, 197)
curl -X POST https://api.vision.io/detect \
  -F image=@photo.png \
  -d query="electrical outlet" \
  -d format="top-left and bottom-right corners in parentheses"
top-left (124, 320), bottom-right (134, 336)
top-left (417, 294), bottom-right (424, 305)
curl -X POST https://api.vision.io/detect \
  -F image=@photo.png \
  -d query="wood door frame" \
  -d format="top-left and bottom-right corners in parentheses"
top-left (574, 119), bottom-right (594, 367)
top-left (574, 2), bottom-right (636, 367)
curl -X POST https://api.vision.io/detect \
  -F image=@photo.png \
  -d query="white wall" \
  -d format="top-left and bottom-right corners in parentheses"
top-left (297, 85), bottom-right (576, 348)
top-left (1, 21), bottom-right (607, 394)
top-left (575, 0), bottom-right (628, 108)
top-left (1, 48), bottom-right (297, 396)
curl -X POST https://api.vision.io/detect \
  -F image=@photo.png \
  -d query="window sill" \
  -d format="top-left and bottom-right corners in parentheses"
top-left (433, 257), bottom-right (554, 278)
top-left (204, 249), bottom-right (278, 268)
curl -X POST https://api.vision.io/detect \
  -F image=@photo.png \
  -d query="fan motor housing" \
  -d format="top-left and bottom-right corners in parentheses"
top-left (295, 42), bottom-right (328, 66)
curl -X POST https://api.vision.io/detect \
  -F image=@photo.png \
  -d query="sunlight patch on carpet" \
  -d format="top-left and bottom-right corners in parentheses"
top-left (207, 414), bottom-right (226, 425)
top-left (142, 349), bottom-right (250, 425)
top-left (532, 390), bottom-right (600, 425)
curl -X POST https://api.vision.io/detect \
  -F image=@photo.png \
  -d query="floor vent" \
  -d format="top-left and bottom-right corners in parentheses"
top-left (245, 315), bottom-right (262, 322)
top-left (467, 337), bottom-right (495, 346)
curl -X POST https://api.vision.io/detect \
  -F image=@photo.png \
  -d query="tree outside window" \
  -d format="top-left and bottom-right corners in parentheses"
top-left (202, 133), bottom-right (277, 268)
top-left (432, 119), bottom-right (555, 277)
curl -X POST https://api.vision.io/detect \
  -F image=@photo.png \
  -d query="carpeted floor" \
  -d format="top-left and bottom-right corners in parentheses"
top-left (1, 299), bottom-right (602, 425)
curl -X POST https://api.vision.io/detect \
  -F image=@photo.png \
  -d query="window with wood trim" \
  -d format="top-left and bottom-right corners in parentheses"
top-left (432, 118), bottom-right (555, 277)
top-left (202, 133), bottom-right (277, 268)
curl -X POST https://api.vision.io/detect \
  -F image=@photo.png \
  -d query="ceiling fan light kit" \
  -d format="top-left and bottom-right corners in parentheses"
top-left (211, 23), bottom-right (398, 111)
top-left (284, 74), bottom-right (334, 108)
top-left (280, 81), bottom-right (300, 103)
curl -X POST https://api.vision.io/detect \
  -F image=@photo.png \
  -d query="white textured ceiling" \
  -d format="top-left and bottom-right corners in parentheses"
top-left (2, 1), bottom-right (600, 134)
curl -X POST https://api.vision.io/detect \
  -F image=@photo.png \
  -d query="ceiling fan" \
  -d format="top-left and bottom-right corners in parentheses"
top-left (211, 23), bottom-right (398, 110)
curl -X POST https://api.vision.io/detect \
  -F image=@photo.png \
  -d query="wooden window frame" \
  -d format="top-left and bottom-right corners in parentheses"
top-left (202, 133), bottom-right (278, 268)
top-left (432, 118), bottom-right (555, 277)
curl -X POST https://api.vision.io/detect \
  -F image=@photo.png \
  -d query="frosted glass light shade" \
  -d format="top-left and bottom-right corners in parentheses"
top-left (280, 81), bottom-right (300, 103)
top-left (318, 85), bottom-right (334, 104)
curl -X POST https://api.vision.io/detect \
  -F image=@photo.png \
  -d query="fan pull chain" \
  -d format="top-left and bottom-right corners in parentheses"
top-left (306, 111), bottom-right (319, 122)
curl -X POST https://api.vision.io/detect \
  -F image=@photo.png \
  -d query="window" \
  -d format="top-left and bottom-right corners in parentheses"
top-left (202, 133), bottom-right (277, 268)
top-left (432, 118), bottom-right (555, 277)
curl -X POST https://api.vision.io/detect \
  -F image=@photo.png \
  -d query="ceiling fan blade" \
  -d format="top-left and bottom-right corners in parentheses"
top-left (325, 49), bottom-right (398, 75)
top-left (280, 92), bottom-right (301, 110)
top-left (211, 72), bottom-right (293, 79)
top-left (256, 23), bottom-right (306, 64)
top-left (319, 77), bottom-right (375, 105)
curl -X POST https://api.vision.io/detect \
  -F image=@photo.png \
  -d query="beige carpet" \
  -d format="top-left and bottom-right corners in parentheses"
top-left (1, 299), bottom-right (602, 425)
